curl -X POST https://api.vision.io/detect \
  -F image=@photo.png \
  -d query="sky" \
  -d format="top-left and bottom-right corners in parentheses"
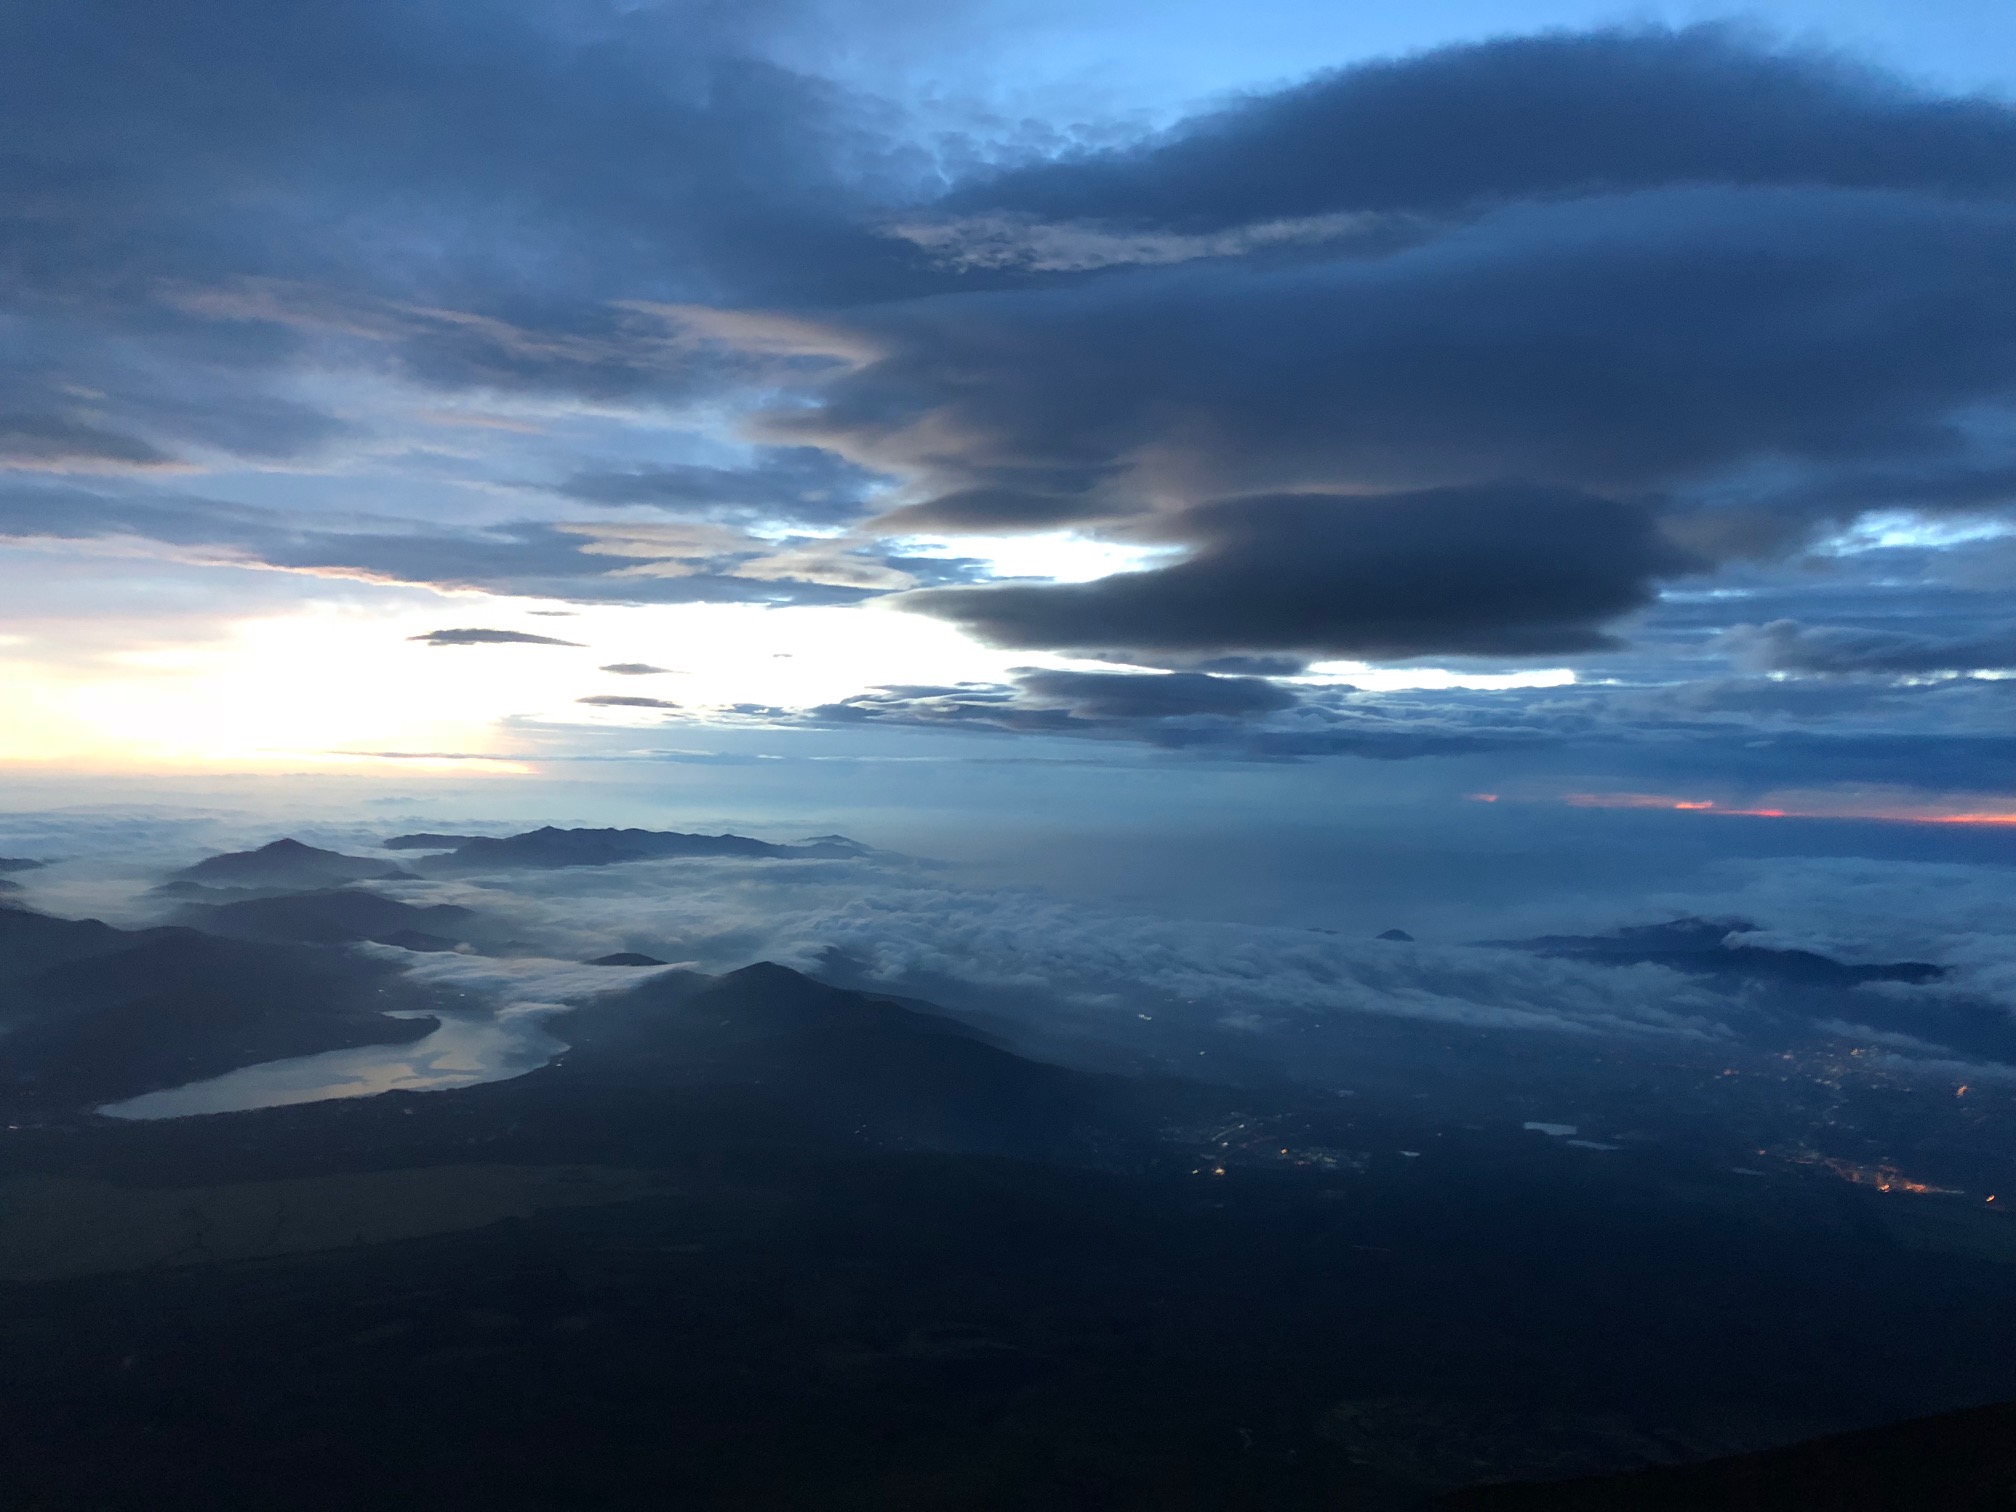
top-left (3, 0), bottom-right (2015, 886)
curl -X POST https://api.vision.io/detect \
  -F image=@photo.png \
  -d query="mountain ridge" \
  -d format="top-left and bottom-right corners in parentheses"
top-left (171, 838), bottom-right (411, 890)
top-left (403, 825), bottom-right (870, 874)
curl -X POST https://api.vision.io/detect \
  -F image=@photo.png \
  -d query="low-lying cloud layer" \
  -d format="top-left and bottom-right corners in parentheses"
top-left (380, 853), bottom-right (1725, 1045)
top-left (353, 845), bottom-right (2016, 1081)
top-left (7, 803), bottom-right (2013, 1102)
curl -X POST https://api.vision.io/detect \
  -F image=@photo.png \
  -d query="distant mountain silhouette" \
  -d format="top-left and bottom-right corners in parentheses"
top-left (1499, 917), bottom-right (1942, 989)
top-left (408, 826), bottom-right (867, 873)
top-left (1493, 917), bottom-right (2016, 1061)
top-left (0, 907), bottom-right (445, 1109)
top-left (1378, 928), bottom-right (1416, 941)
top-left (1438, 1398), bottom-right (2016, 1510)
top-left (171, 887), bottom-right (485, 951)
top-left (589, 951), bottom-right (669, 966)
top-left (0, 856), bottom-right (45, 873)
top-left (551, 961), bottom-right (1109, 1157)
top-left (170, 838), bottom-right (411, 890)
top-left (380, 832), bottom-right (486, 851)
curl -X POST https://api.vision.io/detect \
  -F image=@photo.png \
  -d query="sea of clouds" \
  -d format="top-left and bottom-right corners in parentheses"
top-left (6, 806), bottom-right (2012, 1086)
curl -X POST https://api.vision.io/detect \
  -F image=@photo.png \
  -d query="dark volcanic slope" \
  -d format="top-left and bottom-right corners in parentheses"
top-left (171, 838), bottom-right (411, 890)
top-left (0, 909), bottom-right (447, 1109)
top-left (410, 826), bottom-right (865, 873)
top-left (1437, 1399), bottom-right (2016, 1510)
top-left (553, 961), bottom-right (1112, 1157)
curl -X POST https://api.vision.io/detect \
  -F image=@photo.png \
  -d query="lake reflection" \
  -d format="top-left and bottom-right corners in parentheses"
top-left (97, 1007), bottom-right (568, 1121)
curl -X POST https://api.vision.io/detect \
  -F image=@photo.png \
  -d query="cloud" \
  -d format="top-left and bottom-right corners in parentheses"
top-left (805, 668), bottom-right (1297, 732)
top-left (886, 209), bottom-right (1407, 276)
top-left (953, 26), bottom-right (2016, 230)
top-left (784, 187), bottom-right (2016, 530)
top-left (1724, 619), bottom-right (2016, 675)
top-left (358, 946), bottom-right (678, 1017)
top-left (2, 1), bottom-right (933, 316)
top-left (355, 839), bottom-right (2016, 1092)
top-left (6, 2), bottom-right (2015, 797)
top-left (20, 806), bottom-right (2016, 1090)
top-left (693, 30), bottom-right (2016, 663)
top-left (1639, 855), bottom-right (2016, 1016)
top-left (408, 628), bottom-right (582, 647)
top-left (380, 853), bottom-right (1727, 1045)
top-left (600, 663), bottom-right (678, 676)
top-left (576, 695), bottom-right (679, 709)
top-left (0, 0), bottom-right (991, 513)
top-left (791, 668), bottom-right (1551, 759)
top-left (904, 486), bottom-right (1697, 660)
top-left (0, 481), bottom-right (895, 607)
top-left (556, 447), bottom-right (888, 528)
top-left (0, 412), bottom-right (175, 471)
top-left (1013, 668), bottom-right (1298, 719)
top-left (731, 542), bottom-right (920, 590)
top-left (740, 649), bottom-right (2016, 777)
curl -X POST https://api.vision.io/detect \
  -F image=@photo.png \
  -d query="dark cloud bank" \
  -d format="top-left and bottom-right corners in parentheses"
top-left (905, 486), bottom-right (1697, 660)
top-left (792, 29), bottom-right (2016, 664)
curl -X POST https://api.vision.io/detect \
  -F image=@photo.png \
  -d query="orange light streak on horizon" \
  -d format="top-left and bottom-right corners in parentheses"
top-left (1554, 792), bottom-right (2016, 827)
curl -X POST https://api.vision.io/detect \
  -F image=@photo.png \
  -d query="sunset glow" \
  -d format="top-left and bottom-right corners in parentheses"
top-left (1553, 793), bottom-right (2016, 827)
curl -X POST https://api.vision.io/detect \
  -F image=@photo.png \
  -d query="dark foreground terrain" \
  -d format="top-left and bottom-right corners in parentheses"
top-left (1441, 1401), bottom-right (2016, 1510)
top-left (6, 954), bottom-right (2016, 1509)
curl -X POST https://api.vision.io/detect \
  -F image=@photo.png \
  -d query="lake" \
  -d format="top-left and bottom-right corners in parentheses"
top-left (96, 1006), bottom-right (568, 1121)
